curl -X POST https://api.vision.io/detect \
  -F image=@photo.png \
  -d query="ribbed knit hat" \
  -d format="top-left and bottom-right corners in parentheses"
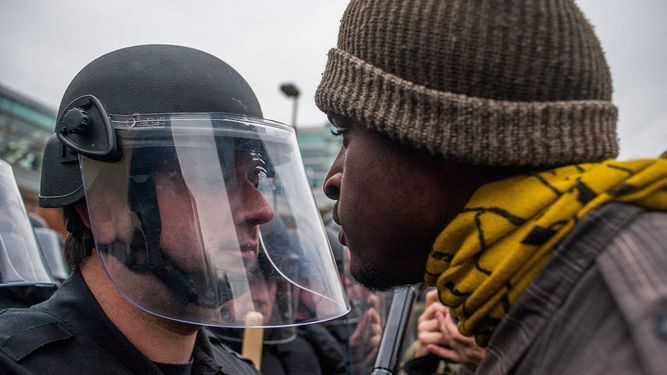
top-left (316, 0), bottom-right (618, 166)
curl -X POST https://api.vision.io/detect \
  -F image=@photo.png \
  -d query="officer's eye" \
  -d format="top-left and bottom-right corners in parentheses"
top-left (249, 149), bottom-right (266, 165)
top-left (249, 166), bottom-right (268, 188)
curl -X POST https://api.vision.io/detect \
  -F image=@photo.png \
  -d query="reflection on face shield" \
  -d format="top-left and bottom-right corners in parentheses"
top-left (97, 141), bottom-right (275, 309)
top-left (224, 253), bottom-right (281, 324)
top-left (81, 114), bottom-right (349, 327)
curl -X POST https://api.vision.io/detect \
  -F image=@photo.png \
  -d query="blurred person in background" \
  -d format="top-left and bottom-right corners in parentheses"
top-left (323, 215), bottom-right (383, 374)
top-left (211, 250), bottom-right (347, 375)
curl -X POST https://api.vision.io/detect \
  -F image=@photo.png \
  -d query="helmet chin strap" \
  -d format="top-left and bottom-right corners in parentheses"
top-left (107, 235), bottom-right (236, 309)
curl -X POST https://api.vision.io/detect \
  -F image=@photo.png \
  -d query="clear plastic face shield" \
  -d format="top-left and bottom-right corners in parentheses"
top-left (0, 160), bottom-right (56, 287)
top-left (34, 228), bottom-right (69, 282)
top-left (79, 113), bottom-right (349, 327)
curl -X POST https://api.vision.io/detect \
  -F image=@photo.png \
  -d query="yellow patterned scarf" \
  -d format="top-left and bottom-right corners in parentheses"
top-left (424, 156), bottom-right (667, 346)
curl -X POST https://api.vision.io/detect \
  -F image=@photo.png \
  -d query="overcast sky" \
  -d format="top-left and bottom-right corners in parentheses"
top-left (1, 0), bottom-right (665, 159)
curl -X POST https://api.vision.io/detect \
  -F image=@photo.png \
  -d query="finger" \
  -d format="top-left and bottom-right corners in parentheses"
top-left (417, 319), bottom-right (440, 334)
top-left (441, 314), bottom-right (473, 345)
top-left (442, 306), bottom-right (452, 320)
top-left (418, 303), bottom-right (438, 322)
top-left (451, 331), bottom-right (477, 346)
top-left (462, 346), bottom-right (486, 365)
top-left (359, 312), bottom-right (373, 342)
top-left (418, 331), bottom-right (446, 346)
top-left (442, 310), bottom-right (458, 331)
top-left (367, 307), bottom-right (381, 323)
top-left (350, 311), bottom-right (370, 342)
top-left (435, 310), bottom-right (450, 337)
top-left (368, 311), bottom-right (382, 336)
top-left (425, 289), bottom-right (439, 306)
top-left (418, 302), bottom-right (448, 323)
top-left (369, 334), bottom-right (381, 349)
top-left (367, 294), bottom-right (380, 310)
top-left (361, 309), bottom-right (378, 341)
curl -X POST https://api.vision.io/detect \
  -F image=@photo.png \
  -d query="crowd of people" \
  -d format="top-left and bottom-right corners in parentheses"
top-left (1, 0), bottom-right (666, 374)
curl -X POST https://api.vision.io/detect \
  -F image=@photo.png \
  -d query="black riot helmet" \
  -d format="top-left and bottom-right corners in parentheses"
top-left (40, 44), bottom-right (263, 207)
top-left (39, 45), bottom-right (349, 328)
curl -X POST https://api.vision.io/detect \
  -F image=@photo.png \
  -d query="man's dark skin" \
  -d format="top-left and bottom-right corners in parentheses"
top-left (324, 114), bottom-right (516, 291)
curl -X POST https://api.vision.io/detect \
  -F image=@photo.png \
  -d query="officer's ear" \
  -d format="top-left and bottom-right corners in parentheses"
top-left (73, 198), bottom-right (120, 244)
top-left (74, 202), bottom-right (91, 229)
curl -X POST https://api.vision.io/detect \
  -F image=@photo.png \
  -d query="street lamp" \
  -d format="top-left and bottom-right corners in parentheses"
top-left (279, 83), bottom-right (300, 134)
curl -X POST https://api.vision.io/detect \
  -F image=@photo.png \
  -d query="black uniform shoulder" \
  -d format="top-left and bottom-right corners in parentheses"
top-left (0, 307), bottom-right (74, 362)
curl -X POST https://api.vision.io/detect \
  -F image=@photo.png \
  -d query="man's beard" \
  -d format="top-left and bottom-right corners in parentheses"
top-left (350, 259), bottom-right (421, 292)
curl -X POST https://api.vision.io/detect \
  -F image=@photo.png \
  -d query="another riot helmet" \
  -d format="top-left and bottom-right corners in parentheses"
top-left (1, 160), bottom-right (55, 287)
top-left (1, 160), bottom-right (57, 308)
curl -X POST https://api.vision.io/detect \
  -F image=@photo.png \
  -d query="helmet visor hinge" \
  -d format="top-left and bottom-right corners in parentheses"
top-left (56, 95), bottom-right (121, 162)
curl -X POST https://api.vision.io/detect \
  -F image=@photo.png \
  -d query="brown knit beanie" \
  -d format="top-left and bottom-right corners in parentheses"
top-left (315, 0), bottom-right (618, 166)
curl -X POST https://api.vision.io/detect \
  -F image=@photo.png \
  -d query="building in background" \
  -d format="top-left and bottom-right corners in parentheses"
top-left (0, 84), bottom-right (55, 203)
top-left (0, 84), bottom-right (66, 235)
top-left (295, 125), bottom-right (340, 211)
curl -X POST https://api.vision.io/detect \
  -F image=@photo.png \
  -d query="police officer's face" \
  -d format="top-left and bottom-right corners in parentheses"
top-left (154, 151), bottom-right (274, 274)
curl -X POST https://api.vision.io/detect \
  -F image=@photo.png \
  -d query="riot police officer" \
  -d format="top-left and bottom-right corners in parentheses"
top-left (0, 45), bottom-right (348, 375)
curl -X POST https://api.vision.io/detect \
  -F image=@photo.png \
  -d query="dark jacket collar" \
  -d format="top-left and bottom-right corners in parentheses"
top-left (34, 269), bottom-right (223, 374)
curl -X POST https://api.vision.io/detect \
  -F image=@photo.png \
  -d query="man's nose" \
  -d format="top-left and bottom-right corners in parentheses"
top-left (323, 151), bottom-right (343, 200)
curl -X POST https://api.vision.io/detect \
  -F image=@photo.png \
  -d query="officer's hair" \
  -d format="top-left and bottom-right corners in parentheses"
top-left (62, 204), bottom-right (92, 270)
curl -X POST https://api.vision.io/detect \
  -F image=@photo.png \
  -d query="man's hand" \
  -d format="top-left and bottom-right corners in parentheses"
top-left (349, 302), bottom-right (382, 366)
top-left (415, 289), bottom-right (486, 368)
top-left (415, 290), bottom-right (449, 357)
top-left (428, 307), bottom-right (485, 368)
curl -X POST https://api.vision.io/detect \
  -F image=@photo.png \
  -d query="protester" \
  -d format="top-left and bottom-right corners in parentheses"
top-left (317, 1), bottom-right (667, 373)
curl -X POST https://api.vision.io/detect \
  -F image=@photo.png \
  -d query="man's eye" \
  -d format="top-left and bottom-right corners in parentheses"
top-left (330, 128), bottom-right (347, 137)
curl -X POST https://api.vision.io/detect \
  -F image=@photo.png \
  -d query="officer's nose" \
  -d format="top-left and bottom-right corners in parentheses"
top-left (233, 182), bottom-right (274, 226)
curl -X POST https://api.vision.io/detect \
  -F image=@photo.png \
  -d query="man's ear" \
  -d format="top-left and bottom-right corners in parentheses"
top-left (74, 202), bottom-right (92, 229)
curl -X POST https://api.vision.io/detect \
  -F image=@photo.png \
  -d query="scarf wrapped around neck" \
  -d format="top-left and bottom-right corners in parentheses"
top-left (424, 156), bottom-right (667, 346)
